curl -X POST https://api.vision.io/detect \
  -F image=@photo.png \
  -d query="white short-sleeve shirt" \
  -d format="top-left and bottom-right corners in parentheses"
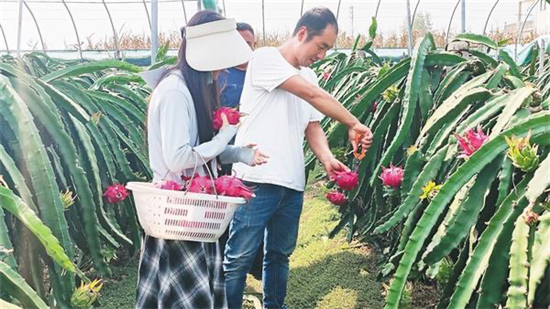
top-left (233, 47), bottom-right (324, 191)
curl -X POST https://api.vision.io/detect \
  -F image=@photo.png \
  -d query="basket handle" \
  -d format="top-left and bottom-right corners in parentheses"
top-left (185, 150), bottom-right (219, 198)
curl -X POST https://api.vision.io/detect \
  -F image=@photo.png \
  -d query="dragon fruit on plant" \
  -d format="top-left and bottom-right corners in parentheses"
top-left (326, 191), bottom-right (347, 206)
top-left (505, 132), bottom-right (540, 172)
top-left (454, 125), bottom-right (488, 159)
top-left (330, 171), bottom-right (359, 191)
top-left (379, 164), bottom-right (404, 190)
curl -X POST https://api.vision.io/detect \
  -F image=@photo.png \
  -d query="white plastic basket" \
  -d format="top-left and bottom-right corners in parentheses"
top-left (126, 182), bottom-right (246, 242)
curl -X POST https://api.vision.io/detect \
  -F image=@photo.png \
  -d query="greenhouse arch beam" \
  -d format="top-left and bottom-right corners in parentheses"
top-left (483, 0), bottom-right (500, 36)
top-left (516, 0), bottom-right (540, 61)
top-left (445, 0), bottom-right (462, 45)
top-left (17, 0), bottom-right (23, 57)
top-left (375, 0), bottom-right (382, 19)
top-left (406, 0), bottom-right (413, 55)
top-left (0, 23), bottom-right (9, 54)
top-left (261, 0), bottom-right (265, 45)
top-left (333, 0), bottom-right (342, 50)
top-left (411, 0), bottom-right (421, 30)
top-left (61, 0), bottom-right (83, 60)
top-left (181, 0), bottom-right (188, 23)
top-left (151, 0), bottom-right (158, 63)
top-left (23, 1), bottom-right (46, 52)
top-left (102, 0), bottom-right (119, 59)
top-left (143, 0), bottom-right (152, 30)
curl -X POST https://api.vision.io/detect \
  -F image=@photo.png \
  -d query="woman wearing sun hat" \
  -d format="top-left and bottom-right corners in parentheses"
top-left (136, 11), bottom-right (268, 308)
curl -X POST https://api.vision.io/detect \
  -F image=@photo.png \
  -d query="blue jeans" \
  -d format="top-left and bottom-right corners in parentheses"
top-left (223, 183), bottom-right (303, 309)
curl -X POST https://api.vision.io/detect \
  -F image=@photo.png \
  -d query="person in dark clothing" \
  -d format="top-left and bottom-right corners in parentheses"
top-left (218, 22), bottom-right (256, 109)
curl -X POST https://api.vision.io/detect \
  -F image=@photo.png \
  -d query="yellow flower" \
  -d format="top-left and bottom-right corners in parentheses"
top-left (71, 279), bottom-right (103, 309)
top-left (60, 190), bottom-right (76, 211)
top-left (382, 84), bottom-right (399, 103)
top-left (421, 181), bottom-right (442, 201)
top-left (407, 146), bottom-right (418, 157)
top-left (90, 112), bottom-right (102, 126)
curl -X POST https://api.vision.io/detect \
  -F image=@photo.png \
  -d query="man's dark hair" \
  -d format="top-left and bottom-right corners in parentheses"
top-left (237, 22), bottom-right (254, 35)
top-left (292, 7), bottom-right (338, 41)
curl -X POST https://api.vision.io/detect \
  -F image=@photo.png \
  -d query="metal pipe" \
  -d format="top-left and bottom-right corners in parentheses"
top-left (516, 0), bottom-right (540, 62)
top-left (102, 0), bottom-right (119, 58)
top-left (262, 0), bottom-right (265, 45)
top-left (62, 0), bottom-right (83, 60)
top-left (335, 0), bottom-right (342, 50)
top-left (406, 0), bottom-right (413, 56)
top-left (374, 0), bottom-right (382, 20)
top-left (482, 0), bottom-right (500, 36)
top-left (539, 39), bottom-right (545, 78)
top-left (181, 0), bottom-right (188, 24)
top-left (23, 1), bottom-right (46, 52)
top-left (143, 0), bottom-right (151, 30)
top-left (151, 0), bottom-right (158, 63)
top-left (411, 0), bottom-right (421, 32)
top-left (461, 0), bottom-right (466, 33)
top-left (445, 0), bottom-right (462, 46)
top-left (300, 0), bottom-right (304, 16)
top-left (17, 0), bottom-right (24, 57)
top-left (0, 23), bottom-right (10, 54)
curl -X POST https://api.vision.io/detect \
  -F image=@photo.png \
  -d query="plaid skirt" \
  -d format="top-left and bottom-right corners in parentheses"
top-left (136, 235), bottom-right (228, 309)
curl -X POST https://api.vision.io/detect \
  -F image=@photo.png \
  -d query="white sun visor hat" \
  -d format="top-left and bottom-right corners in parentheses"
top-left (184, 18), bottom-right (252, 71)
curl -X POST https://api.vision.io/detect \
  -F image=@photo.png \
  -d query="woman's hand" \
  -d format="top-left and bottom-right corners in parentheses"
top-left (220, 113), bottom-right (241, 130)
top-left (245, 143), bottom-right (269, 166)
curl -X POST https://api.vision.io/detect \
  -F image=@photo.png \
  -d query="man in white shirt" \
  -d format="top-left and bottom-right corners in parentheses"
top-left (223, 7), bottom-right (373, 308)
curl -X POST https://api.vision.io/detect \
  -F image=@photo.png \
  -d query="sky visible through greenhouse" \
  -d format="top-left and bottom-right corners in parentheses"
top-left (0, 0), bottom-right (527, 51)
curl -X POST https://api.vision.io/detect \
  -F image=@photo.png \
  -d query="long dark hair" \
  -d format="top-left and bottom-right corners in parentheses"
top-left (172, 11), bottom-right (224, 144)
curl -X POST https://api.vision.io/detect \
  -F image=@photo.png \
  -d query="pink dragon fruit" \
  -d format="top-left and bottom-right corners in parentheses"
top-left (187, 175), bottom-right (214, 194)
top-left (330, 171), bottom-right (359, 191)
top-left (103, 184), bottom-right (128, 204)
top-left (215, 176), bottom-right (254, 201)
top-left (326, 191), bottom-right (347, 206)
top-left (454, 125), bottom-right (488, 158)
top-left (380, 164), bottom-right (404, 190)
top-left (212, 107), bottom-right (241, 131)
top-left (155, 180), bottom-right (181, 191)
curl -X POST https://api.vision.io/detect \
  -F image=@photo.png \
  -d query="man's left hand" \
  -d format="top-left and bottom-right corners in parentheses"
top-left (348, 123), bottom-right (373, 154)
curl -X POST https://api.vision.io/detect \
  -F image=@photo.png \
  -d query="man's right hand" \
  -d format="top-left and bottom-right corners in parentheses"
top-left (348, 122), bottom-right (373, 153)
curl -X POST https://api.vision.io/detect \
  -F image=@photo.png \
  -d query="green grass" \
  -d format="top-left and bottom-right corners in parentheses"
top-left (95, 256), bottom-right (138, 308)
top-left (245, 183), bottom-right (385, 309)
top-left (99, 184), bottom-right (384, 309)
